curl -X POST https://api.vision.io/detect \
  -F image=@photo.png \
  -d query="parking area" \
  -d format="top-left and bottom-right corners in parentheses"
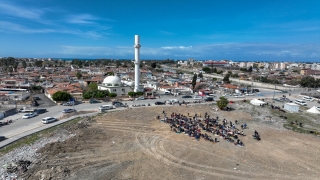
top-left (33, 94), bottom-right (56, 108)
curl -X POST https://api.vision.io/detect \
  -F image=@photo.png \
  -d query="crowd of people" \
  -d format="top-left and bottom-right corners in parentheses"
top-left (157, 111), bottom-right (251, 147)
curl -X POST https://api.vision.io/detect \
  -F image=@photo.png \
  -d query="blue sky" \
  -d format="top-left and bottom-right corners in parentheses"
top-left (0, 0), bottom-right (319, 61)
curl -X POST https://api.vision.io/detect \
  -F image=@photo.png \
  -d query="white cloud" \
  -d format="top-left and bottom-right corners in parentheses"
top-left (161, 46), bottom-right (192, 50)
top-left (66, 14), bottom-right (98, 24)
top-left (0, 2), bottom-right (44, 21)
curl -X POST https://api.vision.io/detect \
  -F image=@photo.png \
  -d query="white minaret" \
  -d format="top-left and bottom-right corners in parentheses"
top-left (134, 35), bottom-right (141, 92)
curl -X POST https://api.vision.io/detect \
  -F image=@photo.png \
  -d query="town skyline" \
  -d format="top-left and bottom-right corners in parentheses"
top-left (0, 0), bottom-right (319, 61)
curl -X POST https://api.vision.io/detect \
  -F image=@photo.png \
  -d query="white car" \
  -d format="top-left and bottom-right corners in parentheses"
top-left (222, 93), bottom-right (232, 97)
top-left (234, 94), bottom-right (245, 98)
top-left (193, 96), bottom-right (202, 100)
top-left (22, 113), bottom-right (37, 119)
top-left (42, 117), bottom-right (57, 124)
top-left (135, 96), bottom-right (145, 100)
top-left (317, 89), bottom-right (320, 93)
top-left (245, 93), bottom-right (255, 96)
top-left (316, 107), bottom-right (320, 111)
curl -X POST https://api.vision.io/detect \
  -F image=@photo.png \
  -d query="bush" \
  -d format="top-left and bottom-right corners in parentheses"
top-left (52, 91), bottom-right (72, 101)
top-left (108, 92), bottom-right (117, 97)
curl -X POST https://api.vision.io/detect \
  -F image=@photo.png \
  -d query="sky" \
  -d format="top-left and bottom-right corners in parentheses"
top-left (0, 0), bottom-right (319, 61)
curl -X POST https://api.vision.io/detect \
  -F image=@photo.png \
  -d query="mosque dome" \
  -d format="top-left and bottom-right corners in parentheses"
top-left (102, 76), bottom-right (121, 86)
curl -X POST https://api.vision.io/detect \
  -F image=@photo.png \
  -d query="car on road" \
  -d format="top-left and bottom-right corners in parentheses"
top-left (135, 96), bottom-right (145, 100)
top-left (114, 102), bottom-right (127, 107)
top-left (303, 96), bottom-right (313, 101)
top-left (193, 96), bottom-right (202, 100)
top-left (155, 101), bottom-right (165, 105)
top-left (33, 97), bottom-right (41, 100)
top-left (62, 109), bottom-right (76, 113)
top-left (34, 109), bottom-right (47, 115)
top-left (317, 89), bottom-right (320, 93)
top-left (245, 93), bottom-right (255, 96)
top-left (22, 113), bottom-right (37, 119)
top-left (112, 101), bottom-right (122, 105)
top-left (279, 90), bottom-right (288, 93)
top-left (181, 95), bottom-right (193, 98)
top-left (0, 136), bottom-right (6, 142)
top-left (294, 100), bottom-right (307, 106)
top-left (90, 100), bottom-right (101, 104)
top-left (62, 102), bottom-right (73, 106)
top-left (204, 97), bottom-right (214, 102)
top-left (234, 94), bottom-right (245, 98)
top-left (316, 107), bottom-right (320, 111)
top-left (42, 117), bottom-right (57, 124)
top-left (222, 93), bottom-right (232, 97)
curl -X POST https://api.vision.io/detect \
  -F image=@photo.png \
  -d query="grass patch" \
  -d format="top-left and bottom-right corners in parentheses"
top-left (0, 116), bottom-right (84, 156)
top-left (270, 109), bottom-right (320, 134)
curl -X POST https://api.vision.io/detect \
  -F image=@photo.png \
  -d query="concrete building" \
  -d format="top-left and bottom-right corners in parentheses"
top-left (98, 76), bottom-right (132, 96)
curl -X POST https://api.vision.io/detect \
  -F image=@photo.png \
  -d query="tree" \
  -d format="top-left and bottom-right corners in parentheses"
top-left (248, 66), bottom-right (253, 72)
top-left (22, 61), bottom-right (27, 68)
top-left (88, 82), bottom-right (98, 91)
top-left (202, 67), bottom-right (211, 73)
top-left (300, 76), bottom-right (316, 87)
top-left (52, 91), bottom-right (72, 101)
top-left (192, 74), bottom-right (198, 91)
top-left (76, 71), bottom-right (82, 79)
top-left (151, 62), bottom-right (157, 69)
top-left (198, 72), bottom-right (203, 79)
top-left (217, 96), bottom-right (229, 110)
top-left (128, 91), bottom-right (137, 97)
top-left (223, 74), bottom-right (230, 83)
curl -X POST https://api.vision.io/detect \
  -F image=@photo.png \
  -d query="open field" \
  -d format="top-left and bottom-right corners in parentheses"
top-left (2, 102), bottom-right (320, 180)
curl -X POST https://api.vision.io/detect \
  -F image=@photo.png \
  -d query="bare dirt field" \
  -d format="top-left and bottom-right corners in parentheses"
top-left (6, 102), bottom-right (320, 179)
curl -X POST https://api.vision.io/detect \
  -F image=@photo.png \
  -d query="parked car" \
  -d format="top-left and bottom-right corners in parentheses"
top-left (90, 100), bottom-right (101, 104)
top-left (204, 97), bottom-right (214, 102)
top-left (193, 96), bottom-right (202, 100)
top-left (62, 102), bottom-right (73, 106)
top-left (294, 100), bottom-right (307, 106)
top-left (222, 93), bottom-right (232, 97)
top-left (112, 101), bottom-right (122, 105)
top-left (279, 90), bottom-right (288, 93)
top-left (114, 102), bottom-right (126, 107)
top-left (234, 94), bottom-right (245, 98)
top-left (42, 117), bottom-right (57, 124)
top-left (316, 107), bottom-right (320, 111)
top-left (62, 109), bottom-right (76, 113)
top-left (317, 89), bottom-right (320, 93)
top-left (22, 113), bottom-right (37, 119)
top-left (99, 105), bottom-right (113, 110)
top-left (245, 93), bottom-right (255, 96)
top-left (182, 95), bottom-right (193, 98)
top-left (33, 97), bottom-right (41, 100)
top-left (34, 109), bottom-right (47, 115)
top-left (155, 101), bottom-right (165, 105)
top-left (135, 96), bottom-right (145, 100)
top-left (0, 136), bottom-right (6, 142)
top-left (303, 96), bottom-right (313, 101)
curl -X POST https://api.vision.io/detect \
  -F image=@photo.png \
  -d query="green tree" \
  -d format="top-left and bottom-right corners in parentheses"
top-left (202, 67), bottom-right (211, 73)
top-left (300, 76), bottom-right (316, 87)
top-left (248, 66), bottom-right (253, 72)
top-left (52, 91), bottom-right (72, 101)
top-left (136, 91), bottom-right (144, 96)
top-left (88, 82), bottom-right (98, 91)
top-left (108, 92), bottom-right (117, 97)
top-left (76, 71), bottom-right (82, 79)
top-left (217, 96), bottom-right (229, 110)
top-left (22, 61), bottom-right (27, 68)
top-left (128, 91), bottom-right (137, 97)
top-left (192, 74), bottom-right (198, 91)
top-left (151, 62), bottom-right (157, 69)
top-left (198, 72), bottom-right (203, 79)
top-left (223, 74), bottom-right (230, 83)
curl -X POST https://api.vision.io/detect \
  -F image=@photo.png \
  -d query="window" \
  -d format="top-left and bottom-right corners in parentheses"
top-left (122, 89), bottom-right (125, 91)
top-left (113, 89), bottom-right (117, 92)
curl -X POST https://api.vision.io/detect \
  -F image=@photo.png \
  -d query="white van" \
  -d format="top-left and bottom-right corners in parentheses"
top-left (294, 100), bottom-right (307, 106)
top-left (303, 96), bottom-right (313, 101)
top-left (166, 99), bottom-right (179, 104)
top-left (42, 117), bottom-right (57, 124)
top-left (99, 105), bottom-right (113, 110)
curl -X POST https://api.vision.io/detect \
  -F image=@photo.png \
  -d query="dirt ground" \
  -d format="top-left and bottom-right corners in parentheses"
top-left (20, 103), bottom-right (320, 180)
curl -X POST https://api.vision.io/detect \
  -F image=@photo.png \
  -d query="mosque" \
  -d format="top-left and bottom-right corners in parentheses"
top-left (98, 35), bottom-right (143, 96)
top-left (98, 76), bottom-right (134, 96)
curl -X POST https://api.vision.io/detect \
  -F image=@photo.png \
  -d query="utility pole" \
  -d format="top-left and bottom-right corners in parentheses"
top-left (273, 83), bottom-right (276, 99)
